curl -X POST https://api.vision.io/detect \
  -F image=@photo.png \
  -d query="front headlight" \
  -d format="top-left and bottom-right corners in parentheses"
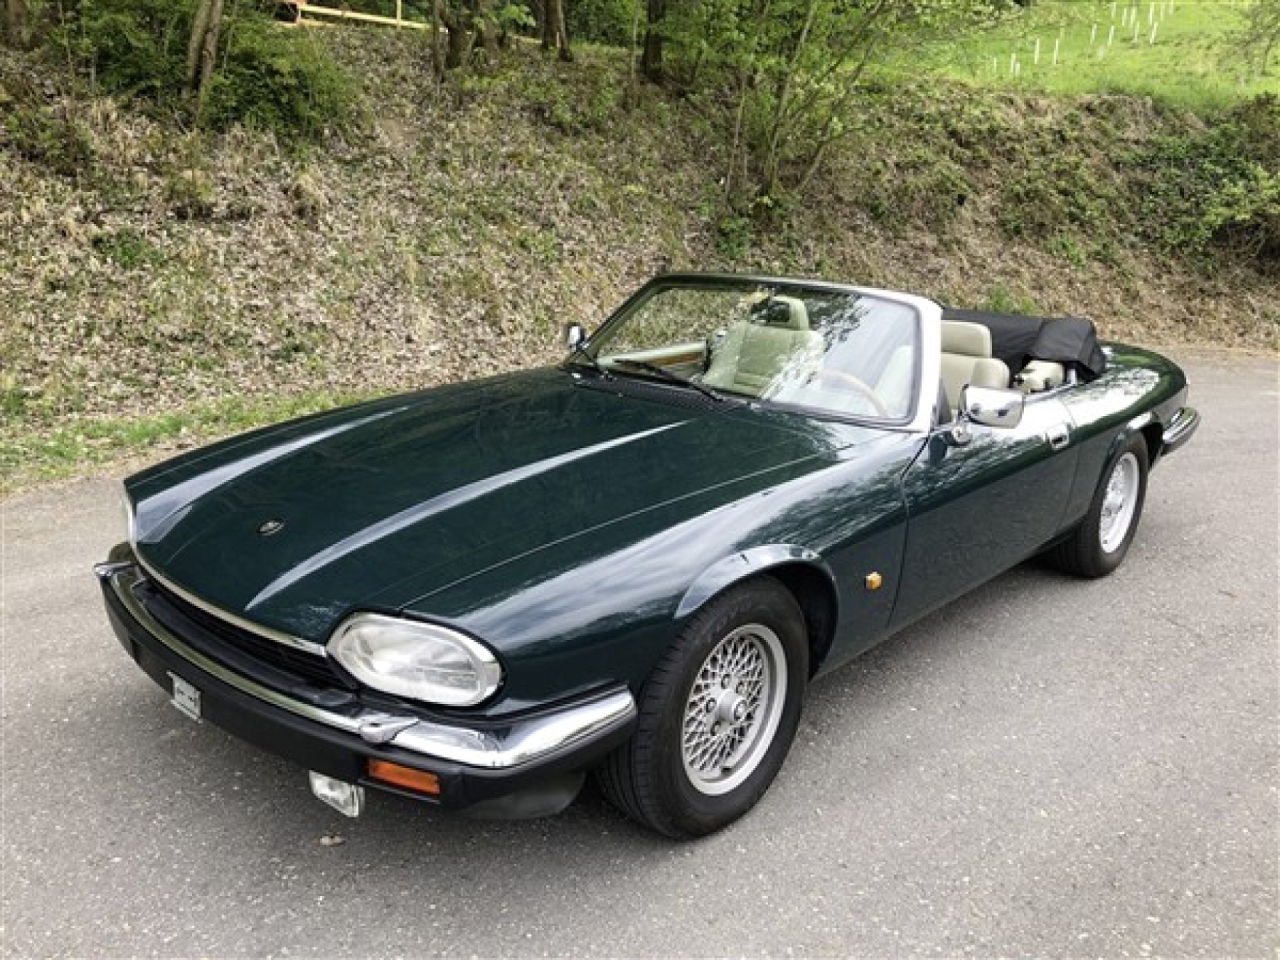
top-left (328, 614), bottom-right (502, 707)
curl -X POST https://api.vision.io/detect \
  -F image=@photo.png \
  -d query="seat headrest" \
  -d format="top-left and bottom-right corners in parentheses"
top-left (753, 295), bottom-right (810, 331)
top-left (942, 321), bottom-right (992, 357)
top-left (970, 357), bottom-right (1010, 389)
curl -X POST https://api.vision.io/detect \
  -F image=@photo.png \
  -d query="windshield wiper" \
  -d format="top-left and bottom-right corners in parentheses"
top-left (611, 359), bottom-right (725, 403)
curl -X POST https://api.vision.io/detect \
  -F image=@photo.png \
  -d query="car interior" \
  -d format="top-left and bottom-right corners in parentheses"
top-left (598, 292), bottom-right (1093, 423)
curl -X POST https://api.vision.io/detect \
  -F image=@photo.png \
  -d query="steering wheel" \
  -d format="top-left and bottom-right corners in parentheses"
top-left (811, 368), bottom-right (890, 418)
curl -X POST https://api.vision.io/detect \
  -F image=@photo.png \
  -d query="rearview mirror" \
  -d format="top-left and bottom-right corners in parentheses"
top-left (564, 323), bottom-right (586, 350)
top-left (960, 385), bottom-right (1025, 429)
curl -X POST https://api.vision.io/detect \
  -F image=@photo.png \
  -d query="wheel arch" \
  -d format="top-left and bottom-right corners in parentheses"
top-left (1139, 422), bottom-right (1164, 468)
top-left (674, 546), bottom-right (839, 678)
top-left (1120, 412), bottom-right (1163, 469)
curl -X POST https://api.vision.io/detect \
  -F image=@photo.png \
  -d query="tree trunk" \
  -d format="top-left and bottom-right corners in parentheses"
top-left (761, 0), bottom-right (818, 196)
top-left (186, 0), bottom-right (225, 107)
top-left (475, 0), bottom-right (499, 61)
top-left (4, 0), bottom-right (28, 48)
top-left (446, 25), bottom-right (468, 68)
top-left (625, 0), bottom-right (641, 107)
top-left (431, 0), bottom-right (446, 79)
top-left (641, 0), bottom-right (664, 81)
top-left (435, 0), bottom-right (468, 69)
top-left (541, 0), bottom-right (571, 61)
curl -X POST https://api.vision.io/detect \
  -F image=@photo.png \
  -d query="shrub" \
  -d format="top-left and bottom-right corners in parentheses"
top-left (2, 106), bottom-right (96, 175)
top-left (201, 18), bottom-right (356, 140)
top-left (1130, 94), bottom-right (1280, 261)
top-left (63, 0), bottom-right (189, 100)
top-left (566, 0), bottom-right (635, 47)
top-left (54, 0), bottom-right (356, 142)
top-left (997, 153), bottom-right (1117, 241)
top-left (91, 227), bottom-right (163, 268)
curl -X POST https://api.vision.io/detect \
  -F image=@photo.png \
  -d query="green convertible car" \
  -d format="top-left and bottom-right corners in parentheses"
top-left (97, 273), bottom-right (1199, 838)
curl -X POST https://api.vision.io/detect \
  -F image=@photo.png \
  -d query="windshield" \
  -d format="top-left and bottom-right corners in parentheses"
top-left (571, 279), bottom-right (920, 420)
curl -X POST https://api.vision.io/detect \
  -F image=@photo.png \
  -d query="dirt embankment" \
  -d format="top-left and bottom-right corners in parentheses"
top-left (1, 33), bottom-right (1275, 445)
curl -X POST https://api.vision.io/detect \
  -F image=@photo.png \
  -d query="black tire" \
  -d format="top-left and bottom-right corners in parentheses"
top-left (596, 577), bottom-right (808, 839)
top-left (1049, 433), bottom-right (1149, 578)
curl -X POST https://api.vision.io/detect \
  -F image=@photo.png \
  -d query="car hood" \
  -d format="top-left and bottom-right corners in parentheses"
top-left (127, 369), bottom-right (849, 640)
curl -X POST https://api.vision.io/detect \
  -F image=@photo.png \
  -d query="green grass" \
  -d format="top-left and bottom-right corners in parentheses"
top-left (0, 390), bottom-right (376, 496)
top-left (892, 0), bottom-right (1279, 110)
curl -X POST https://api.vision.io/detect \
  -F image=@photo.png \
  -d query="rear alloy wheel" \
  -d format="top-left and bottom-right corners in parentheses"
top-left (597, 577), bottom-right (808, 838)
top-left (1050, 433), bottom-right (1149, 578)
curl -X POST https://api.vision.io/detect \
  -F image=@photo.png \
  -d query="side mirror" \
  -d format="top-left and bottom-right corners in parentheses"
top-left (942, 385), bottom-right (1026, 448)
top-left (960, 385), bottom-right (1025, 429)
top-left (563, 323), bottom-right (586, 350)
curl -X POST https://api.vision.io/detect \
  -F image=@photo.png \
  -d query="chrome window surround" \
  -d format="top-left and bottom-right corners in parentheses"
top-left (99, 562), bottom-right (636, 770)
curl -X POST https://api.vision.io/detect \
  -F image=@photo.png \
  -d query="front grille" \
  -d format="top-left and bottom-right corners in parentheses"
top-left (139, 576), bottom-right (349, 692)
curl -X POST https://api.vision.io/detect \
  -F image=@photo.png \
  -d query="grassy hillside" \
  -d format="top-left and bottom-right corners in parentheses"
top-left (1, 28), bottom-right (1277, 493)
top-left (901, 0), bottom-right (1280, 110)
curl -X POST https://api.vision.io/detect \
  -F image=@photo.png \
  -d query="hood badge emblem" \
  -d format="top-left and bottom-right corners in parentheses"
top-left (257, 519), bottom-right (286, 537)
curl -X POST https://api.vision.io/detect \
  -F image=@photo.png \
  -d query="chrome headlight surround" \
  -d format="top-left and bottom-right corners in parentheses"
top-left (328, 613), bottom-right (502, 708)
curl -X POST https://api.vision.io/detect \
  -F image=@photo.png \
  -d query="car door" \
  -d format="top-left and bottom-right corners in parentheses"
top-left (890, 393), bottom-right (1078, 629)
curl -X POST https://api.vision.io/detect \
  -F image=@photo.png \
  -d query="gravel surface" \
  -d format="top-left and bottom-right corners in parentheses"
top-left (2, 352), bottom-right (1276, 958)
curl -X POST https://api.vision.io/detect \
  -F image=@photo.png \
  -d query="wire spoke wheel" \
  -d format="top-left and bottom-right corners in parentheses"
top-left (595, 577), bottom-right (808, 838)
top-left (680, 625), bottom-right (786, 796)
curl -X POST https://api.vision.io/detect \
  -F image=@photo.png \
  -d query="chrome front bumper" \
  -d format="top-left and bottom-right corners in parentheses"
top-left (97, 558), bottom-right (636, 778)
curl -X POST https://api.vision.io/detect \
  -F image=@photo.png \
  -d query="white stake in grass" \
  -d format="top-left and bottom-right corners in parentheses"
top-left (1053, 37), bottom-right (1060, 65)
top-left (1034, 37), bottom-right (1041, 64)
top-left (1091, 22), bottom-right (1098, 43)
top-left (1150, 21), bottom-right (1158, 43)
top-left (1108, 24), bottom-right (1116, 46)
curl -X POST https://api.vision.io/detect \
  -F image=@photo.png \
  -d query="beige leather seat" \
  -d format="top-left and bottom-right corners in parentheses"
top-left (703, 296), bottom-right (824, 397)
top-left (940, 321), bottom-right (1009, 411)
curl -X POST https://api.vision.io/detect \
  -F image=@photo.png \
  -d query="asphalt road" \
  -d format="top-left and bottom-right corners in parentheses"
top-left (2, 352), bottom-right (1276, 959)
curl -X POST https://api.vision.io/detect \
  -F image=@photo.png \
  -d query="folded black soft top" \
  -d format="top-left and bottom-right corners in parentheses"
top-left (943, 307), bottom-right (1107, 381)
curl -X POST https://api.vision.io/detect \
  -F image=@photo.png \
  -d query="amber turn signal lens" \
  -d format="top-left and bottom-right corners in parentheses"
top-left (367, 759), bottom-right (441, 795)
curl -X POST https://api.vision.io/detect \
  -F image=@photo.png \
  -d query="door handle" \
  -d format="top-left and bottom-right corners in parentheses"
top-left (1045, 423), bottom-right (1071, 451)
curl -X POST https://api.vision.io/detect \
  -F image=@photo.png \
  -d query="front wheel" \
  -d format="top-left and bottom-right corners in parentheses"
top-left (1049, 433), bottom-right (1149, 578)
top-left (596, 578), bottom-right (808, 838)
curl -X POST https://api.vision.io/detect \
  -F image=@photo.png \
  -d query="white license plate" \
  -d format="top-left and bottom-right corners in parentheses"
top-left (168, 672), bottom-right (202, 722)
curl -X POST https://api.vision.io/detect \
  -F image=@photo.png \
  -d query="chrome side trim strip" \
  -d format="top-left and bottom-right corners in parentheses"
top-left (133, 552), bottom-right (328, 657)
top-left (104, 564), bottom-right (636, 770)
